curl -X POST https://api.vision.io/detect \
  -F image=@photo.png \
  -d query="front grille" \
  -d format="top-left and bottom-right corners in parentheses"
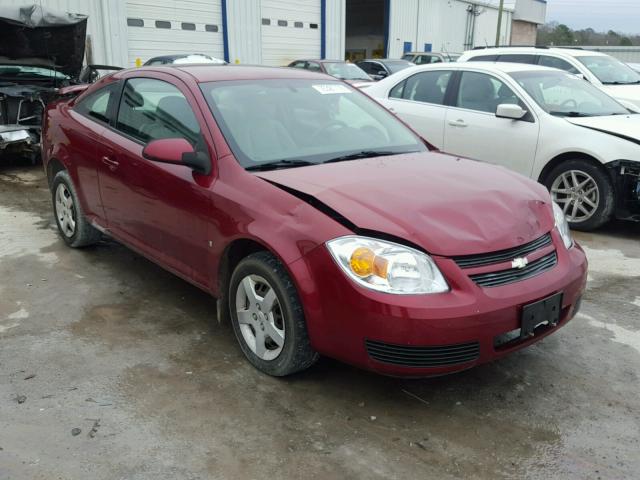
top-left (365, 340), bottom-right (480, 368)
top-left (469, 251), bottom-right (557, 288)
top-left (452, 233), bottom-right (552, 269)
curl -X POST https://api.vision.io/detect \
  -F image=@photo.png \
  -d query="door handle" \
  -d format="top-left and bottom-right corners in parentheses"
top-left (448, 119), bottom-right (467, 128)
top-left (101, 156), bottom-right (119, 171)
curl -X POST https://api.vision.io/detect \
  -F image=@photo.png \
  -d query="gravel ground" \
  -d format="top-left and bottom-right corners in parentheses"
top-left (1, 163), bottom-right (639, 480)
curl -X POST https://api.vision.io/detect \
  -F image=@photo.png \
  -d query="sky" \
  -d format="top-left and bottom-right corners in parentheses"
top-left (543, 0), bottom-right (640, 35)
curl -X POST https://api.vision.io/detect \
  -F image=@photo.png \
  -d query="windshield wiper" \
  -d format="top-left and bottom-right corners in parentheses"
top-left (549, 111), bottom-right (592, 118)
top-left (323, 150), bottom-right (404, 164)
top-left (602, 80), bottom-right (640, 85)
top-left (245, 159), bottom-right (316, 171)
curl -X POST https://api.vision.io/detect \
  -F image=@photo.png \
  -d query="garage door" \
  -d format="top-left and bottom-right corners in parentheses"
top-left (260, 0), bottom-right (321, 66)
top-left (125, 0), bottom-right (224, 67)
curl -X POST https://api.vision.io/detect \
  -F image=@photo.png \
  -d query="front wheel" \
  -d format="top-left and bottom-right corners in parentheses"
top-left (51, 170), bottom-right (102, 247)
top-left (544, 159), bottom-right (615, 231)
top-left (229, 251), bottom-right (318, 376)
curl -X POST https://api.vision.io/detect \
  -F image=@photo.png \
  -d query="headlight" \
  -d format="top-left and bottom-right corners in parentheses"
top-left (326, 236), bottom-right (449, 294)
top-left (552, 201), bottom-right (573, 249)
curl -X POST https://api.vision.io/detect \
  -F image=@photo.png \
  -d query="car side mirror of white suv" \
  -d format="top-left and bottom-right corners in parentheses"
top-left (496, 104), bottom-right (527, 120)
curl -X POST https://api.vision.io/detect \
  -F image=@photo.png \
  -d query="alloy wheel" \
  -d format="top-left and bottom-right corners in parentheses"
top-left (550, 170), bottom-right (599, 223)
top-left (235, 274), bottom-right (285, 361)
top-left (55, 183), bottom-right (76, 237)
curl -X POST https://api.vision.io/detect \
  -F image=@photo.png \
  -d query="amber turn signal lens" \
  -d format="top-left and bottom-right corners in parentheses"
top-left (349, 247), bottom-right (389, 279)
top-left (350, 247), bottom-right (375, 277)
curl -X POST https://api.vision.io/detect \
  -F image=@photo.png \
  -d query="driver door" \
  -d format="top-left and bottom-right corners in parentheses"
top-left (97, 74), bottom-right (215, 286)
top-left (443, 71), bottom-right (540, 177)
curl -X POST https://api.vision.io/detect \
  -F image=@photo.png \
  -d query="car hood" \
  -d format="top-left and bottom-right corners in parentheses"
top-left (0, 4), bottom-right (87, 79)
top-left (256, 152), bottom-right (554, 257)
top-left (565, 114), bottom-right (640, 143)
top-left (600, 84), bottom-right (640, 109)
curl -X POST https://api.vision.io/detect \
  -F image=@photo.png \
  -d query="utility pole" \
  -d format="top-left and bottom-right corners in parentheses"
top-left (495, 0), bottom-right (505, 46)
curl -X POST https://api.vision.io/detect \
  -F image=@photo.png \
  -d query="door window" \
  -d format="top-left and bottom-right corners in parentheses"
top-left (389, 71), bottom-right (452, 105)
top-left (307, 62), bottom-right (322, 72)
top-left (455, 71), bottom-right (522, 113)
top-left (115, 78), bottom-right (202, 145)
top-left (537, 56), bottom-right (580, 74)
top-left (74, 84), bottom-right (118, 124)
top-left (468, 54), bottom-right (498, 62)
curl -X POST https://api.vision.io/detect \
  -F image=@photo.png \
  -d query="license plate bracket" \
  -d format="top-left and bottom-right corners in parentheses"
top-left (520, 292), bottom-right (563, 339)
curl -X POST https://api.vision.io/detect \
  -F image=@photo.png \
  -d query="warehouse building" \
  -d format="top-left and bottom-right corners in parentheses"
top-left (5, 0), bottom-right (545, 68)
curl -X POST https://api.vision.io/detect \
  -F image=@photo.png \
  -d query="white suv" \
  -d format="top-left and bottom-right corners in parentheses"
top-left (365, 62), bottom-right (640, 230)
top-left (458, 47), bottom-right (640, 111)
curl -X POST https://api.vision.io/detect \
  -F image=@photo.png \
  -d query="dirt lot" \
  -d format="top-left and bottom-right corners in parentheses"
top-left (1, 163), bottom-right (639, 480)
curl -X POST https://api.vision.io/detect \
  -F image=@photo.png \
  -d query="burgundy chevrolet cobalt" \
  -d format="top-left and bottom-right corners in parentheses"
top-left (42, 65), bottom-right (587, 377)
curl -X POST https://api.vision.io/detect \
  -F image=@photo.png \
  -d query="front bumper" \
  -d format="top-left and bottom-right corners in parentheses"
top-left (607, 160), bottom-right (640, 222)
top-left (291, 230), bottom-right (588, 377)
top-left (0, 125), bottom-right (39, 154)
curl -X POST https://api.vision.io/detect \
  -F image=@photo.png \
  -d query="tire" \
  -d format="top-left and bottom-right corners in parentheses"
top-left (543, 159), bottom-right (615, 231)
top-left (229, 251), bottom-right (318, 376)
top-left (51, 170), bottom-right (102, 247)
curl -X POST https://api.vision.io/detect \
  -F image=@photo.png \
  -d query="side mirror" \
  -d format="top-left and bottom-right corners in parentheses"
top-left (142, 138), bottom-right (211, 174)
top-left (496, 104), bottom-right (527, 120)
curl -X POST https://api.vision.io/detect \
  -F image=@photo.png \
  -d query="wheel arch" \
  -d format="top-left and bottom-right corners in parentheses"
top-left (537, 152), bottom-right (608, 184)
top-left (46, 158), bottom-right (67, 187)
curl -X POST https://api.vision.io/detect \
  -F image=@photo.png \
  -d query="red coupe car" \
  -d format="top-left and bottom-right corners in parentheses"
top-left (42, 65), bottom-right (588, 377)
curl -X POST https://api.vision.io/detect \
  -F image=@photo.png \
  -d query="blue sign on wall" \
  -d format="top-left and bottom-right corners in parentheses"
top-left (424, 43), bottom-right (433, 52)
top-left (403, 41), bottom-right (412, 53)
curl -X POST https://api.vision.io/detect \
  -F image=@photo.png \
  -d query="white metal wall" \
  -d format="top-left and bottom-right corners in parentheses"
top-left (227, 0), bottom-right (262, 64)
top-left (389, 0), bottom-right (514, 57)
top-left (1, 0), bottom-right (128, 67)
top-left (325, 0), bottom-right (346, 60)
top-left (260, 0), bottom-right (321, 66)
top-left (125, 0), bottom-right (224, 66)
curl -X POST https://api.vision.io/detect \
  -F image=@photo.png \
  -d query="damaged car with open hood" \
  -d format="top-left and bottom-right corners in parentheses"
top-left (42, 65), bottom-right (587, 377)
top-left (0, 5), bottom-right (119, 162)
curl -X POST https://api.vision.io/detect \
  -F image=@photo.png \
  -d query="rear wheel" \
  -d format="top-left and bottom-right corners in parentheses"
top-left (229, 251), bottom-right (318, 376)
top-left (544, 159), bottom-right (614, 231)
top-left (52, 170), bottom-right (102, 247)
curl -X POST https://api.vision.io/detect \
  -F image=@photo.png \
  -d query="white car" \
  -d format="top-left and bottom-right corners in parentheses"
top-left (458, 47), bottom-right (640, 112)
top-left (365, 62), bottom-right (640, 230)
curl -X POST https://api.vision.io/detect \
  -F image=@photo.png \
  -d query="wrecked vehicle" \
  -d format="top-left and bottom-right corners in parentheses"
top-left (43, 65), bottom-right (587, 378)
top-left (0, 5), bottom-right (120, 162)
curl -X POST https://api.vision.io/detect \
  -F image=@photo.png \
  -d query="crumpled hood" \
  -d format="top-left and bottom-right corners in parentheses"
top-left (601, 84), bottom-right (640, 110)
top-left (0, 4), bottom-right (87, 79)
top-left (256, 152), bottom-right (554, 257)
top-left (566, 114), bottom-right (640, 143)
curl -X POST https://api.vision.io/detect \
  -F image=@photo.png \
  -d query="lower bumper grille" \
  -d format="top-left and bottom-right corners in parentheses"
top-left (469, 251), bottom-right (557, 288)
top-left (365, 340), bottom-right (480, 368)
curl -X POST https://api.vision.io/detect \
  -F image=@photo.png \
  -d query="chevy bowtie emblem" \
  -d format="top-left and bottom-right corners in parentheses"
top-left (511, 257), bottom-right (529, 269)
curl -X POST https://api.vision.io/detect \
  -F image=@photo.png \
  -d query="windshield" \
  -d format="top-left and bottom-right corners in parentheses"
top-left (577, 55), bottom-right (640, 85)
top-left (324, 62), bottom-right (370, 80)
top-left (0, 65), bottom-right (68, 79)
top-left (510, 70), bottom-right (629, 117)
top-left (200, 79), bottom-right (426, 168)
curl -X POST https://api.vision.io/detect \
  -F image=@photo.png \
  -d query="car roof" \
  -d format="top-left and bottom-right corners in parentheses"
top-left (147, 53), bottom-right (212, 62)
top-left (291, 59), bottom-right (347, 63)
top-left (133, 64), bottom-right (333, 82)
top-left (360, 59), bottom-right (412, 64)
top-left (465, 47), bottom-right (606, 58)
top-left (403, 61), bottom-right (567, 74)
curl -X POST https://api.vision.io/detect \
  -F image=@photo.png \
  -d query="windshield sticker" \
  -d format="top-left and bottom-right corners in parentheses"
top-left (312, 84), bottom-right (352, 94)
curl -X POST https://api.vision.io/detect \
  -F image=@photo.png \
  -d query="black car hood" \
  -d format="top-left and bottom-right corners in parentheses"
top-left (0, 4), bottom-right (87, 79)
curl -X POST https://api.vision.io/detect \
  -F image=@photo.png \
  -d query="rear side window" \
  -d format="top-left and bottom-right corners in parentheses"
top-left (537, 56), bottom-right (580, 74)
top-left (307, 62), bottom-right (322, 72)
top-left (115, 78), bottom-right (202, 145)
top-left (289, 61), bottom-right (307, 69)
top-left (389, 71), bottom-right (452, 105)
top-left (497, 54), bottom-right (537, 65)
top-left (74, 84), bottom-right (118, 124)
top-left (468, 55), bottom-right (498, 62)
